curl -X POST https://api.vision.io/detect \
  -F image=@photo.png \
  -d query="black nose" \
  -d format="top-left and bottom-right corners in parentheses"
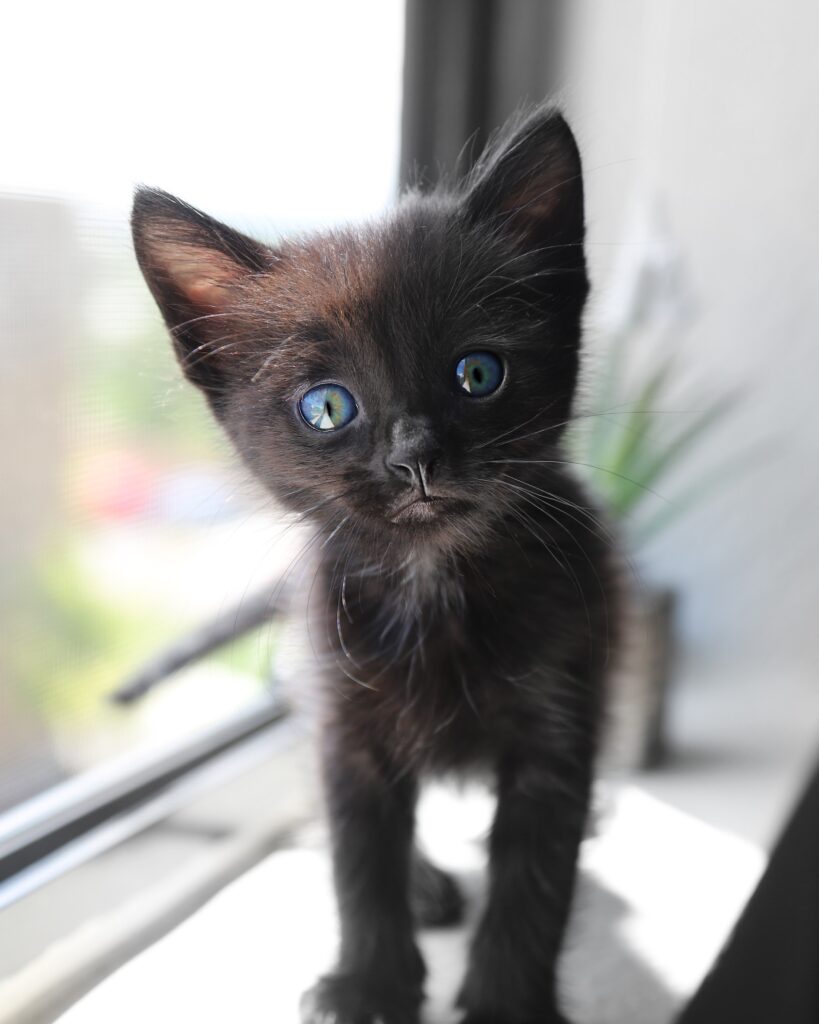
top-left (386, 417), bottom-right (440, 496)
top-left (387, 455), bottom-right (436, 494)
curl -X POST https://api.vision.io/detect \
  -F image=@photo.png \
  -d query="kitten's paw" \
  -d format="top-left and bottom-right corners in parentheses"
top-left (300, 973), bottom-right (422, 1024)
top-left (410, 854), bottom-right (464, 928)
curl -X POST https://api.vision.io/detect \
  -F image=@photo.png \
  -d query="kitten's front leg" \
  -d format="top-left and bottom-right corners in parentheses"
top-left (457, 723), bottom-right (595, 1024)
top-left (301, 721), bottom-right (424, 1024)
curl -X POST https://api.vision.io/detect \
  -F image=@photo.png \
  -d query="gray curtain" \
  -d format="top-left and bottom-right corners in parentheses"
top-left (400, 0), bottom-right (567, 186)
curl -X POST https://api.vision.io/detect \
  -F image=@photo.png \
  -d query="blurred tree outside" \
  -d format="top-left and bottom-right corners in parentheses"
top-left (0, 197), bottom-right (275, 812)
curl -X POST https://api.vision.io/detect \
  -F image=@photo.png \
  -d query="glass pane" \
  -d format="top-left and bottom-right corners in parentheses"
top-left (0, 0), bottom-right (405, 813)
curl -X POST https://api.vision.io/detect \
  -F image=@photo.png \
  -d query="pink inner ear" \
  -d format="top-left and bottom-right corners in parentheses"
top-left (500, 172), bottom-right (570, 224)
top-left (181, 276), bottom-right (233, 309)
top-left (165, 245), bottom-right (243, 311)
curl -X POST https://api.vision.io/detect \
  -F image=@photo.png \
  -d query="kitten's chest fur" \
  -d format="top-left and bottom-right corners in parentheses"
top-left (315, 503), bottom-right (614, 773)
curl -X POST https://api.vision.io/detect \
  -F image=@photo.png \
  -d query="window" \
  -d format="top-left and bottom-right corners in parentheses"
top-left (0, 0), bottom-right (405, 871)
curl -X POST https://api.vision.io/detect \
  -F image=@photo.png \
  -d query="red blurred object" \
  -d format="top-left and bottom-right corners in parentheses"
top-left (76, 450), bottom-right (159, 521)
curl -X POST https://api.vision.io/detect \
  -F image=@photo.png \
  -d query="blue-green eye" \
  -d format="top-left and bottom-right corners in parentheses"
top-left (299, 384), bottom-right (357, 431)
top-left (455, 351), bottom-right (504, 397)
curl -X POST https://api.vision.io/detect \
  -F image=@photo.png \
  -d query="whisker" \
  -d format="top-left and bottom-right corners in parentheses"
top-left (487, 458), bottom-right (667, 502)
top-left (472, 406), bottom-right (554, 451)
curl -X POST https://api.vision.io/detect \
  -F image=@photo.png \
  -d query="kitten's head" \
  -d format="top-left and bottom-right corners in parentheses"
top-left (132, 106), bottom-right (588, 556)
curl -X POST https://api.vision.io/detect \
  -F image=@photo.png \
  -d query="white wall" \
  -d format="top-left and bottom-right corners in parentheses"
top-left (561, 1), bottom-right (819, 672)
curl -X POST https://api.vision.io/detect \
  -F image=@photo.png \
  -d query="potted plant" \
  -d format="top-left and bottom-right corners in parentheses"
top-left (568, 329), bottom-right (737, 770)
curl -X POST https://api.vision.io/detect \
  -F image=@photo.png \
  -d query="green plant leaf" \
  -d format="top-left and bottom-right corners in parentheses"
top-left (576, 356), bottom-right (678, 517)
top-left (633, 443), bottom-right (771, 544)
top-left (583, 329), bottom-right (630, 461)
top-left (605, 358), bottom-right (676, 477)
top-left (633, 393), bottom-right (740, 494)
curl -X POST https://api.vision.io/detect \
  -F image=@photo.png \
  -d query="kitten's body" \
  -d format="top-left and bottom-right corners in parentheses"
top-left (132, 107), bottom-right (620, 1024)
top-left (316, 472), bottom-right (613, 775)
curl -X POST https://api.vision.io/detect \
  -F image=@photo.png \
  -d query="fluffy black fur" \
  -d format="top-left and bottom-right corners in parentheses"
top-left (132, 105), bottom-right (620, 1024)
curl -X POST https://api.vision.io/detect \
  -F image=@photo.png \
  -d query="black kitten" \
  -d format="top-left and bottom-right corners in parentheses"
top-left (132, 105), bottom-right (619, 1024)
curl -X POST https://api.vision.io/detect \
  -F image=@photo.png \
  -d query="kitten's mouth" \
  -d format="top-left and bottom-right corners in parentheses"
top-left (388, 493), bottom-right (473, 527)
top-left (390, 495), bottom-right (448, 524)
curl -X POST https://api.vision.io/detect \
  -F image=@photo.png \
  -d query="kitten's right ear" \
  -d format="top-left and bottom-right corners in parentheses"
top-left (131, 188), bottom-right (274, 400)
top-left (463, 106), bottom-right (585, 260)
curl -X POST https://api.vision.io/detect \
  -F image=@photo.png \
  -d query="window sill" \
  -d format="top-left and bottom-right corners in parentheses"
top-left (0, 721), bottom-right (317, 1024)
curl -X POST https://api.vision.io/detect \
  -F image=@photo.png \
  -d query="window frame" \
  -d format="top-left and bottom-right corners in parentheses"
top-left (0, 695), bottom-right (289, 908)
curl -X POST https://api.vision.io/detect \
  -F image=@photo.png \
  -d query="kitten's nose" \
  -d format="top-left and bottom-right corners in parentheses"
top-left (387, 455), bottom-right (437, 495)
top-left (386, 417), bottom-right (439, 496)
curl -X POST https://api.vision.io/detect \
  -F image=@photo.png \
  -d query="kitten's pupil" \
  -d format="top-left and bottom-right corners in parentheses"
top-left (473, 367), bottom-right (484, 385)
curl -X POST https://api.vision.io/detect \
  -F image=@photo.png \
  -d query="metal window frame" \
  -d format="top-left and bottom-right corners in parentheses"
top-left (0, 695), bottom-right (289, 909)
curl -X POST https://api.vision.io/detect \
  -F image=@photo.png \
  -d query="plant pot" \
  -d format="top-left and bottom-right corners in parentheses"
top-left (603, 585), bottom-right (677, 773)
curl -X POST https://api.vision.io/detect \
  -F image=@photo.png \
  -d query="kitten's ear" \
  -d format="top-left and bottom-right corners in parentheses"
top-left (131, 188), bottom-right (273, 399)
top-left (464, 107), bottom-right (585, 256)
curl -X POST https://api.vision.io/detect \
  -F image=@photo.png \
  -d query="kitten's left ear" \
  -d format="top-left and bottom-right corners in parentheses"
top-left (464, 106), bottom-right (585, 254)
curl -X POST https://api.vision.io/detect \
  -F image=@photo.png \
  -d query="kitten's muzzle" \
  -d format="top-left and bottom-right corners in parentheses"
top-left (388, 487), bottom-right (472, 525)
top-left (386, 415), bottom-right (441, 497)
top-left (391, 495), bottom-right (442, 522)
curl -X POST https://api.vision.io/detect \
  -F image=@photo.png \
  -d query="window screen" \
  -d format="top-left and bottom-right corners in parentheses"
top-left (0, 0), bottom-right (405, 815)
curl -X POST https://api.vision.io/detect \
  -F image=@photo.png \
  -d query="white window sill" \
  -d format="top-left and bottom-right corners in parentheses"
top-left (0, 723), bottom-right (316, 1024)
